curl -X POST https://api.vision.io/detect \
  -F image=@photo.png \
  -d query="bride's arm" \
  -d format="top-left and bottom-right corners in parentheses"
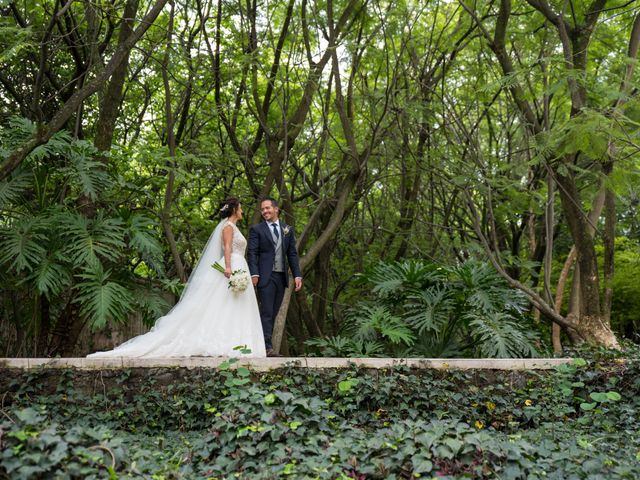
top-left (222, 225), bottom-right (234, 278)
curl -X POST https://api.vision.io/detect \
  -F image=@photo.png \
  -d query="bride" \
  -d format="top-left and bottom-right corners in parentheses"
top-left (87, 197), bottom-right (266, 358)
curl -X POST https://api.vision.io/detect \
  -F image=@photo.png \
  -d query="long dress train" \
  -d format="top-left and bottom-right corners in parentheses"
top-left (87, 220), bottom-right (266, 358)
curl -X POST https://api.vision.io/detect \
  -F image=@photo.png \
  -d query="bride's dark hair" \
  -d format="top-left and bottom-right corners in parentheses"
top-left (219, 197), bottom-right (240, 219)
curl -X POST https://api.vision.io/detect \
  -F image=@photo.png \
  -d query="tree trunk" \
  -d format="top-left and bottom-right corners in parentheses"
top-left (460, 0), bottom-right (623, 348)
top-left (272, 285), bottom-right (293, 353)
top-left (555, 169), bottom-right (618, 347)
top-left (553, 248), bottom-right (575, 353)
top-left (37, 295), bottom-right (51, 356)
top-left (94, 0), bottom-right (140, 152)
top-left (313, 242), bottom-right (333, 333)
top-left (49, 300), bottom-right (83, 356)
top-left (160, 1), bottom-right (186, 283)
top-left (287, 296), bottom-right (308, 353)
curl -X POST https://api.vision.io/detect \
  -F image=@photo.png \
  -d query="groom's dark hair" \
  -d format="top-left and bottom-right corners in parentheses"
top-left (260, 196), bottom-right (279, 208)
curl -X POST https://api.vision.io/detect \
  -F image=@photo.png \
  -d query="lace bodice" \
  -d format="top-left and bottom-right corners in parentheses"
top-left (223, 220), bottom-right (247, 256)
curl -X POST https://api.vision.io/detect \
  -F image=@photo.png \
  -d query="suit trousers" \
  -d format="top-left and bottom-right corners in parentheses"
top-left (257, 272), bottom-right (286, 350)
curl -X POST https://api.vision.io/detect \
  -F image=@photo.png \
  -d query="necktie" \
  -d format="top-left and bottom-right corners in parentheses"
top-left (272, 223), bottom-right (279, 241)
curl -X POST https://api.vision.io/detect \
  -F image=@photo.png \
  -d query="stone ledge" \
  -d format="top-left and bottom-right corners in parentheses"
top-left (0, 357), bottom-right (573, 371)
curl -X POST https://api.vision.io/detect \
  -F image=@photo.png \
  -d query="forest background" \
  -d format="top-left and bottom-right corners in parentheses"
top-left (1, 0), bottom-right (640, 358)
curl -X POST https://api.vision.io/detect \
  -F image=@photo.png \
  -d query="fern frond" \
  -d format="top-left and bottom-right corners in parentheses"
top-left (467, 312), bottom-right (539, 358)
top-left (502, 288), bottom-right (529, 314)
top-left (159, 277), bottom-right (185, 297)
top-left (379, 319), bottom-right (414, 345)
top-left (305, 336), bottom-right (352, 356)
top-left (350, 258), bottom-right (538, 358)
top-left (410, 334), bottom-right (467, 358)
top-left (351, 305), bottom-right (414, 346)
top-left (369, 263), bottom-right (406, 298)
top-left (29, 130), bottom-right (73, 162)
top-left (348, 304), bottom-right (380, 341)
top-left (368, 260), bottom-right (439, 299)
top-left (304, 335), bottom-right (385, 357)
top-left (348, 338), bottom-right (385, 357)
top-left (25, 253), bottom-right (72, 298)
top-left (74, 264), bottom-right (135, 329)
top-left (450, 260), bottom-right (528, 315)
top-left (0, 169), bottom-right (32, 208)
top-left (59, 212), bottom-right (126, 267)
top-left (63, 140), bottom-right (112, 200)
top-left (449, 261), bottom-right (491, 289)
top-left (2, 117), bottom-right (36, 146)
top-left (127, 214), bottom-right (163, 262)
top-left (0, 217), bottom-right (48, 273)
top-left (405, 285), bottom-right (455, 335)
top-left (132, 284), bottom-right (171, 325)
top-left (465, 289), bottom-right (495, 314)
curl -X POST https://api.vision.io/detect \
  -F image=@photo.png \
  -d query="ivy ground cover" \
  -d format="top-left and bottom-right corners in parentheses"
top-left (1, 350), bottom-right (640, 479)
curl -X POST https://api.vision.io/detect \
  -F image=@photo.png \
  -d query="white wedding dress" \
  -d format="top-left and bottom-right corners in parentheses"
top-left (87, 220), bottom-right (266, 358)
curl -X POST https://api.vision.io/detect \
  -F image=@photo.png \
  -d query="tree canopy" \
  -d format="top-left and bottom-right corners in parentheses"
top-left (1, 0), bottom-right (640, 356)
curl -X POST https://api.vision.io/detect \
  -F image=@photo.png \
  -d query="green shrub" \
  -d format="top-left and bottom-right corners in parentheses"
top-left (2, 346), bottom-right (639, 479)
top-left (308, 259), bottom-right (543, 358)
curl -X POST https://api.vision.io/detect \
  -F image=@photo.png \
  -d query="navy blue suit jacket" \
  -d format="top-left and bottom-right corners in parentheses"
top-left (247, 221), bottom-right (302, 288)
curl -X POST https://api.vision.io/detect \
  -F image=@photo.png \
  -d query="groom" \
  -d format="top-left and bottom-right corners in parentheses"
top-left (248, 197), bottom-right (303, 356)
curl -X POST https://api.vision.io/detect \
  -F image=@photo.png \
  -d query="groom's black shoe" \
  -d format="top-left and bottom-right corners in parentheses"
top-left (266, 349), bottom-right (283, 357)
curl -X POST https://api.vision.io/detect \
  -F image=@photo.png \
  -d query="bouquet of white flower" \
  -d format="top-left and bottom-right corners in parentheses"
top-left (212, 262), bottom-right (250, 292)
top-left (228, 270), bottom-right (250, 292)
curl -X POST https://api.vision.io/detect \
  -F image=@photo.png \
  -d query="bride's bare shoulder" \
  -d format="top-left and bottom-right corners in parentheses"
top-left (220, 220), bottom-right (233, 232)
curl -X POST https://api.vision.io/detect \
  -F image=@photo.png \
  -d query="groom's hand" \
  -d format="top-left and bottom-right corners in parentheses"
top-left (252, 275), bottom-right (259, 286)
top-left (294, 277), bottom-right (303, 291)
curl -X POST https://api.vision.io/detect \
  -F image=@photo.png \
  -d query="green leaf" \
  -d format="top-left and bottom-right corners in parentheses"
top-left (338, 378), bottom-right (359, 393)
top-left (411, 455), bottom-right (433, 474)
top-left (74, 263), bottom-right (134, 328)
top-left (444, 437), bottom-right (463, 455)
top-left (132, 284), bottom-right (170, 322)
top-left (14, 408), bottom-right (45, 424)
top-left (126, 214), bottom-right (163, 268)
top-left (605, 391), bottom-right (621, 401)
top-left (59, 212), bottom-right (126, 267)
top-left (580, 402), bottom-right (597, 411)
top-left (405, 285), bottom-right (455, 335)
top-left (26, 255), bottom-right (72, 298)
top-left (61, 140), bottom-right (112, 200)
top-left (589, 392), bottom-right (609, 403)
top-left (351, 305), bottom-right (415, 346)
top-left (0, 26), bottom-right (35, 65)
top-left (0, 216), bottom-right (48, 273)
top-left (0, 169), bottom-right (32, 208)
top-left (572, 358), bottom-right (587, 367)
